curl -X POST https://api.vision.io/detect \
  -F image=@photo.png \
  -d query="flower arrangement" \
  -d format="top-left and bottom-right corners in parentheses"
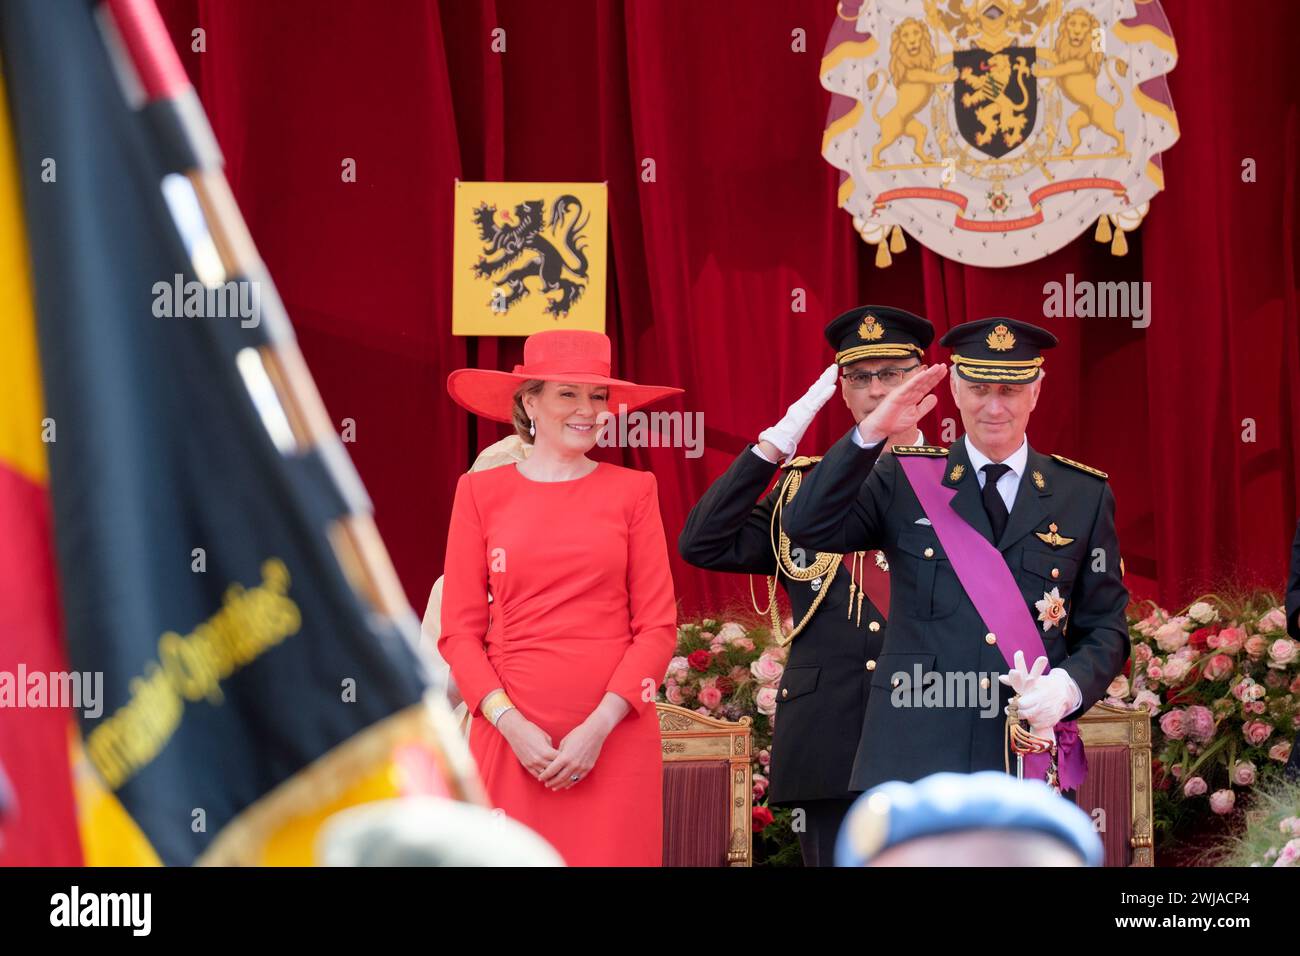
top-left (1209, 776), bottom-right (1300, 867)
top-left (659, 616), bottom-right (802, 866)
top-left (664, 592), bottom-right (1298, 864)
top-left (1102, 592), bottom-right (1298, 843)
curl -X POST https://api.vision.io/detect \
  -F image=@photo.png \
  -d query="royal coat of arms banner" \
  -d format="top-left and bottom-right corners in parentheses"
top-left (453, 181), bottom-right (607, 336)
top-left (821, 0), bottom-right (1179, 268)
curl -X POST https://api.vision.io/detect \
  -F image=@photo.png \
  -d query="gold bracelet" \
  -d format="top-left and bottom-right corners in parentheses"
top-left (481, 690), bottom-right (515, 727)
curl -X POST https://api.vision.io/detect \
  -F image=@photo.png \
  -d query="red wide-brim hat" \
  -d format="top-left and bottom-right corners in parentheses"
top-left (446, 329), bottom-right (684, 424)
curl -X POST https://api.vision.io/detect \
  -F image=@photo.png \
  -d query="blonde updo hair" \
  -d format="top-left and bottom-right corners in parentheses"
top-left (511, 380), bottom-right (546, 444)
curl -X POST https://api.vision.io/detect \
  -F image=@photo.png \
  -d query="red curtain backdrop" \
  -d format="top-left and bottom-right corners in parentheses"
top-left (155, 0), bottom-right (1299, 617)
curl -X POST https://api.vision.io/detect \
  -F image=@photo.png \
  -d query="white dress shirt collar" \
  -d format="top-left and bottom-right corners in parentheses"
top-left (965, 435), bottom-right (1028, 480)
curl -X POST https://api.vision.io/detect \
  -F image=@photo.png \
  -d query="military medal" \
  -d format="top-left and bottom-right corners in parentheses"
top-left (1035, 587), bottom-right (1066, 632)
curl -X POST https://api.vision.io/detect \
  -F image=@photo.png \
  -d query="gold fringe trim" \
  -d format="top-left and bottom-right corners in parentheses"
top-left (196, 699), bottom-right (482, 866)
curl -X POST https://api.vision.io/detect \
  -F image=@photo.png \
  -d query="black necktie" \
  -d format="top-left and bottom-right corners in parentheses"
top-left (980, 463), bottom-right (1011, 542)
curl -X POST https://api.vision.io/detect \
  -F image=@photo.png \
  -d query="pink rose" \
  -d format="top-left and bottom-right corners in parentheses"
top-left (1133, 643), bottom-right (1154, 664)
top-left (1185, 705), bottom-right (1215, 743)
top-left (1106, 675), bottom-right (1130, 699)
top-left (1170, 764), bottom-right (1183, 779)
top-left (757, 748), bottom-right (771, 768)
top-left (1231, 760), bottom-right (1257, 786)
top-left (1209, 626), bottom-right (1245, 655)
top-left (1159, 709), bottom-right (1187, 740)
top-left (1209, 789), bottom-right (1236, 815)
top-left (1183, 776), bottom-right (1207, 797)
top-left (1267, 638), bottom-right (1298, 669)
top-left (1163, 658), bottom-right (1192, 683)
top-left (696, 706), bottom-right (712, 716)
top-left (698, 631), bottom-right (715, 642)
top-left (699, 685), bottom-right (723, 710)
top-left (1154, 621), bottom-right (1189, 653)
top-left (1132, 689), bottom-right (1161, 715)
top-left (750, 653), bottom-right (784, 686)
top-left (1266, 671), bottom-right (1285, 688)
top-left (717, 622), bottom-right (748, 643)
top-left (1269, 741), bottom-right (1293, 763)
top-left (1244, 700), bottom-right (1266, 715)
top-left (1243, 720), bottom-right (1273, 746)
top-left (665, 656), bottom-right (690, 680)
top-left (1280, 817), bottom-right (1300, 837)
top-left (1276, 839), bottom-right (1300, 867)
top-left (1292, 675), bottom-right (1300, 695)
top-left (1245, 636), bottom-right (1269, 661)
top-left (1202, 654), bottom-right (1235, 682)
top-left (752, 773), bottom-right (768, 799)
top-left (729, 665), bottom-right (751, 685)
top-left (1258, 608), bottom-right (1289, 633)
top-left (1146, 663), bottom-right (1164, 682)
top-left (665, 681), bottom-right (685, 705)
top-left (731, 637), bottom-right (755, 651)
top-left (710, 639), bottom-right (726, 653)
top-left (755, 686), bottom-right (778, 717)
top-left (1135, 611), bottom-right (1162, 636)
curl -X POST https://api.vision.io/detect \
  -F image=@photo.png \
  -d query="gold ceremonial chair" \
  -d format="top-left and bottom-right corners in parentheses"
top-left (656, 703), bottom-right (753, 867)
top-left (1075, 701), bottom-right (1154, 866)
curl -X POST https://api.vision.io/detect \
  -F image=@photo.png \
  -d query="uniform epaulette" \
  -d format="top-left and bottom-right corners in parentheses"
top-left (1051, 454), bottom-right (1108, 480)
top-left (891, 445), bottom-right (948, 457)
top-left (784, 455), bottom-right (822, 470)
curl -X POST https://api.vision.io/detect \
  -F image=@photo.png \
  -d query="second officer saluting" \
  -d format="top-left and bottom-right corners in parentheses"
top-left (678, 306), bottom-right (934, 866)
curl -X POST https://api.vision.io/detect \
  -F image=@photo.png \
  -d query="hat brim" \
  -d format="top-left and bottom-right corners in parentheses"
top-left (951, 361), bottom-right (1043, 384)
top-left (447, 368), bottom-right (684, 424)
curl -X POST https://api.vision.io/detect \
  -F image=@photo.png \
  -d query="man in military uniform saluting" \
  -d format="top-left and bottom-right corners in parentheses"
top-left (679, 306), bottom-right (934, 866)
top-left (783, 318), bottom-right (1129, 794)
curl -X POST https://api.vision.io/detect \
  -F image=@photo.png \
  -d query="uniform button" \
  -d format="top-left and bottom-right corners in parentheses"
top-left (985, 632), bottom-right (997, 645)
top-left (781, 687), bottom-right (788, 699)
top-left (980, 677), bottom-right (990, 690)
top-left (869, 621), bottom-right (881, 633)
top-left (1051, 568), bottom-right (1060, 580)
top-left (923, 547), bottom-right (935, 558)
top-left (866, 660), bottom-right (877, 671)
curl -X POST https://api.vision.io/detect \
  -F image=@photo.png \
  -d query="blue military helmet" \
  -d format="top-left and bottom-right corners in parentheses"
top-left (835, 770), bottom-right (1104, 867)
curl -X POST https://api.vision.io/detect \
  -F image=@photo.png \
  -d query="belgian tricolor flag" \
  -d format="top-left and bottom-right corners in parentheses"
top-left (0, 0), bottom-right (480, 865)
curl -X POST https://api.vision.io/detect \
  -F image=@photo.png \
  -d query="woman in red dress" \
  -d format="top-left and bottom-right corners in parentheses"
top-left (440, 330), bottom-right (682, 866)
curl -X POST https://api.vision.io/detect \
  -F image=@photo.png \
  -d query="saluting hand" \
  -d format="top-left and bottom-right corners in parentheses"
top-left (856, 363), bottom-right (947, 445)
top-left (758, 364), bottom-right (840, 463)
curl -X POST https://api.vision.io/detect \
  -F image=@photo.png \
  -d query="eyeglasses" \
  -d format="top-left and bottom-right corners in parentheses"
top-left (842, 364), bottom-right (921, 389)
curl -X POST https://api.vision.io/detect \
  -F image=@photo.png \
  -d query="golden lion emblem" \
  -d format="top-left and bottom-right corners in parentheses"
top-left (1033, 6), bottom-right (1128, 154)
top-left (869, 18), bottom-right (955, 166)
top-left (959, 53), bottom-right (1033, 148)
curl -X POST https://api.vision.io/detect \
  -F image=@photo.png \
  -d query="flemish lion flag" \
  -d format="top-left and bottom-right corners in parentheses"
top-left (0, 0), bottom-right (480, 865)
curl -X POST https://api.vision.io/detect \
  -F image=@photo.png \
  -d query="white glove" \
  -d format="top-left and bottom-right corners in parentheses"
top-left (999, 650), bottom-right (1078, 738)
top-left (758, 364), bottom-right (840, 463)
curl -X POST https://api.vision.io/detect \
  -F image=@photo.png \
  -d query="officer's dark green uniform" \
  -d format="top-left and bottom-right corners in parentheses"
top-left (782, 318), bottom-right (1130, 793)
top-left (678, 306), bottom-right (933, 866)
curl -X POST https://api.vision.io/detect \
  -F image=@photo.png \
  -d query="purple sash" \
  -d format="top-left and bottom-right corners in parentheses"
top-left (897, 455), bottom-right (1087, 791)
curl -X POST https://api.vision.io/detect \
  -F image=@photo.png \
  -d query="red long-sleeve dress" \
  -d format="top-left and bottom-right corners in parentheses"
top-left (438, 462), bottom-right (678, 866)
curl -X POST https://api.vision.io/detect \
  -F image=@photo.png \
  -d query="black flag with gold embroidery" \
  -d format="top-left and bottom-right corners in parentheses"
top-left (0, 0), bottom-right (478, 865)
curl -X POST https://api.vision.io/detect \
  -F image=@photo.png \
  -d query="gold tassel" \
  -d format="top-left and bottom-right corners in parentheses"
top-left (1094, 215), bottom-right (1112, 243)
top-left (874, 239), bottom-right (892, 268)
top-left (1111, 227), bottom-right (1128, 256)
top-left (890, 224), bottom-right (906, 253)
